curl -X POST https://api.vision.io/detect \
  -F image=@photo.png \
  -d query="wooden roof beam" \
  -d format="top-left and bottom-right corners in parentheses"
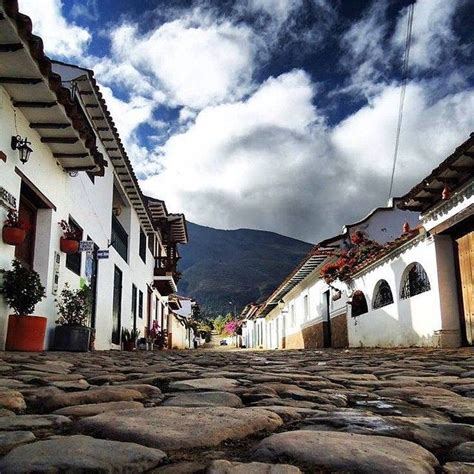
top-left (449, 164), bottom-right (474, 172)
top-left (53, 153), bottom-right (88, 158)
top-left (0, 77), bottom-right (42, 84)
top-left (30, 123), bottom-right (70, 129)
top-left (41, 137), bottom-right (78, 144)
top-left (0, 43), bottom-right (23, 52)
top-left (413, 196), bottom-right (434, 203)
top-left (13, 101), bottom-right (56, 108)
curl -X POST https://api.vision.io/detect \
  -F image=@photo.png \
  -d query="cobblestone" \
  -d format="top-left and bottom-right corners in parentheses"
top-left (0, 347), bottom-right (473, 472)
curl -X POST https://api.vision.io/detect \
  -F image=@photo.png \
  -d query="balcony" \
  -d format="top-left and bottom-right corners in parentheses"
top-left (153, 256), bottom-right (179, 296)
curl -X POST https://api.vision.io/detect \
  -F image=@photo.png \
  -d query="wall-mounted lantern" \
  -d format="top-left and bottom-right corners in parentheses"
top-left (11, 135), bottom-right (33, 164)
top-left (278, 299), bottom-right (288, 313)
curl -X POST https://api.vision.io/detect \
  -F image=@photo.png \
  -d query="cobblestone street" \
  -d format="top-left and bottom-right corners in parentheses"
top-left (1, 348), bottom-right (474, 472)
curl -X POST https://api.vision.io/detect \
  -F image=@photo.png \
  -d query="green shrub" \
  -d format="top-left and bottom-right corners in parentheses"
top-left (1, 260), bottom-right (46, 315)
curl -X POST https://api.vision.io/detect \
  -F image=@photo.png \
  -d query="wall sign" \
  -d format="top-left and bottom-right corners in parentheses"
top-left (0, 187), bottom-right (16, 210)
top-left (97, 249), bottom-right (109, 259)
top-left (79, 241), bottom-right (95, 253)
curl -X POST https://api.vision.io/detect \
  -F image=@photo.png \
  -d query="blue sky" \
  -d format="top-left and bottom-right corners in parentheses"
top-left (19, 0), bottom-right (474, 242)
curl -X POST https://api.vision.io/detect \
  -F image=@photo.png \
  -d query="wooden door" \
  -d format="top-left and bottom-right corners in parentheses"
top-left (112, 266), bottom-right (122, 345)
top-left (456, 230), bottom-right (474, 344)
top-left (15, 198), bottom-right (37, 270)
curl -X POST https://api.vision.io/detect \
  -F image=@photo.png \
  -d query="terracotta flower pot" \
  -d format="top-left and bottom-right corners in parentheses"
top-left (60, 238), bottom-right (79, 254)
top-left (5, 314), bottom-right (47, 352)
top-left (2, 227), bottom-right (26, 246)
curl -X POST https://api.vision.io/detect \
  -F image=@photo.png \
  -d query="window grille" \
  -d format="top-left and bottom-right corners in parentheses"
top-left (66, 217), bottom-right (82, 276)
top-left (400, 263), bottom-right (431, 299)
top-left (372, 280), bottom-right (394, 309)
top-left (111, 214), bottom-right (128, 262)
top-left (351, 290), bottom-right (368, 317)
top-left (139, 228), bottom-right (147, 263)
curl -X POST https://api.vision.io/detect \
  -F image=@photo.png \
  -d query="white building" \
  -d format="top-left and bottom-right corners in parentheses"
top-left (251, 134), bottom-right (473, 349)
top-left (0, 2), bottom-right (188, 350)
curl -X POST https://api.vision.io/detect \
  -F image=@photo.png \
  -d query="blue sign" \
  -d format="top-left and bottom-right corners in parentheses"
top-left (97, 250), bottom-right (109, 259)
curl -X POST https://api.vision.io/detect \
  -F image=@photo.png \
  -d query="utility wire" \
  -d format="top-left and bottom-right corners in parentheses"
top-left (388, 2), bottom-right (415, 199)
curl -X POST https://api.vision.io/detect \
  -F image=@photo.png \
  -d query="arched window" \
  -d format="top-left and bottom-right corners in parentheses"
top-left (400, 263), bottom-right (431, 299)
top-left (372, 280), bottom-right (394, 309)
top-left (351, 290), bottom-right (368, 317)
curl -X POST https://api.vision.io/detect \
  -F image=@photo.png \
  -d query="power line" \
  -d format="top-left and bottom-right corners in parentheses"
top-left (388, 2), bottom-right (415, 200)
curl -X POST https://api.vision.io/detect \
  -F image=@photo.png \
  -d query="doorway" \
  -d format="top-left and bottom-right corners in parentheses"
top-left (322, 290), bottom-right (332, 348)
top-left (15, 196), bottom-right (37, 270)
top-left (112, 266), bottom-right (122, 345)
top-left (454, 220), bottom-right (474, 345)
top-left (85, 239), bottom-right (99, 329)
top-left (147, 286), bottom-right (153, 331)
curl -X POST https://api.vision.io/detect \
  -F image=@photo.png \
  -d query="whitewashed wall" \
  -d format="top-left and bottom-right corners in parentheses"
top-left (348, 234), bottom-right (460, 347)
top-left (0, 85), bottom-right (165, 350)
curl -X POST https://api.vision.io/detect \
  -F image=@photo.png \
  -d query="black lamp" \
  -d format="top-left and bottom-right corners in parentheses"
top-left (11, 135), bottom-right (33, 164)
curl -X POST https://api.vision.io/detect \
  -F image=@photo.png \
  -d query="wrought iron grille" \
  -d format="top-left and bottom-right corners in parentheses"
top-left (351, 290), bottom-right (368, 317)
top-left (373, 280), bottom-right (394, 309)
top-left (401, 263), bottom-right (431, 299)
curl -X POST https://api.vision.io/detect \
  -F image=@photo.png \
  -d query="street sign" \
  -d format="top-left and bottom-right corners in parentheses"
top-left (79, 241), bottom-right (95, 253)
top-left (97, 249), bottom-right (109, 259)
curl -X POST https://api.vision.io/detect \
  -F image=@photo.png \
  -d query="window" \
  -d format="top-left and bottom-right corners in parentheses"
top-left (148, 233), bottom-right (155, 256)
top-left (139, 228), bottom-right (146, 263)
top-left (401, 262), bottom-right (431, 299)
top-left (66, 217), bottom-right (83, 275)
top-left (111, 214), bottom-right (128, 262)
top-left (372, 280), bottom-right (394, 309)
top-left (291, 304), bottom-right (296, 326)
top-left (351, 290), bottom-right (368, 317)
top-left (131, 284), bottom-right (137, 321)
top-left (138, 290), bottom-right (143, 319)
top-left (303, 295), bottom-right (309, 321)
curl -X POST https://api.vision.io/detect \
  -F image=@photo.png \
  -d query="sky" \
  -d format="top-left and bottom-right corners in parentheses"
top-left (18, 0), bottom-right (474, 243)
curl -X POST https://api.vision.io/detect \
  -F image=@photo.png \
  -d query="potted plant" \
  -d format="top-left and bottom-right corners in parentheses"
top-left (122, 327), bottom-right (140, 351)
top-left (54, 283), bottom-right (92, 352)
top-left (2, 209), bottom-right (30, 246)
top-left (2, 260), bottom-right (46, 351)
top-left (58, 220), bottom-right (80, 254)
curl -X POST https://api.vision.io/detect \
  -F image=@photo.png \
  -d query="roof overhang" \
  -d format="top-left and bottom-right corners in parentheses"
top-left (50, 61), bottom-right (156, 233)
top-left (258, 246), bottom-right (336, 317)
top-left (0, 1), bottom-right (104, 174)
top-left (153, 275), bottom-right (178, 296)
top-left (399, 133), bottom-right (474, 213)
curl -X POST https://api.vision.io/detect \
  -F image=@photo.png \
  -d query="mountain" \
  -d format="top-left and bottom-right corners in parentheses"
top-left (177, 222), bottom-right (313, 317)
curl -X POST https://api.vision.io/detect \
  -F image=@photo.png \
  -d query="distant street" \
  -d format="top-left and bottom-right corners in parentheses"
top-left (1, 348), bottom-right (474, 472)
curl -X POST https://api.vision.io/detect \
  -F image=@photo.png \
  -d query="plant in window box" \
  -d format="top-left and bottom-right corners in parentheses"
top-left (58, 220), bottom-right (81, 254)
top-left (1, 259), bottom-right (47, 351)
top-left (2, 209), bottom-right (30, 246)
top-left (53, 283), bottom-right (92, 352)
top-left (122, 327), bottom-right (140, 351)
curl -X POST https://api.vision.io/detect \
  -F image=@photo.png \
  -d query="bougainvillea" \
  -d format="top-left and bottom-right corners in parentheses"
top-left (223, 319), bottom-right (242, 336)
top-left (321, 231), bottom-right (381, 283)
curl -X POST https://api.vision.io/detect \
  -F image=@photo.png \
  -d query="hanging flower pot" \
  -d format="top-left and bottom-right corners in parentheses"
top-left (2, 226), bottom-right (26, 246)
top-left (60, 237), bottom-right (79, 254)
top-left (2, 209), bottom-right (29, 246)
top-left (58, 220), bottom-right (81, 254)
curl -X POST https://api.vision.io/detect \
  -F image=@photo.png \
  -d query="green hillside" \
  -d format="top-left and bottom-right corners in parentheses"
top-left (177, 222), bottom-right (313, 316)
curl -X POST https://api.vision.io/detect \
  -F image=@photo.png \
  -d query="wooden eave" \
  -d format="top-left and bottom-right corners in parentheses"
top-left (258, 246), bottom-right (335, 317)
top-left (399, 134), bottom-right (474, 213)
top-left (0, 1), bottom-right (104, 174)
top-left (60, 67), bottom-right (156, 233)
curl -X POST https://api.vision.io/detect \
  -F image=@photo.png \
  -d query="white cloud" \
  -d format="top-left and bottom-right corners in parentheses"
top-left (142, 69), bottom-right (474, 242)
top-left (105, 17), bottom-right (258, 110)
top-left (392, 0), bottom-right (460, 71)
top-left (18, 0), bottom-right (91, 58)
